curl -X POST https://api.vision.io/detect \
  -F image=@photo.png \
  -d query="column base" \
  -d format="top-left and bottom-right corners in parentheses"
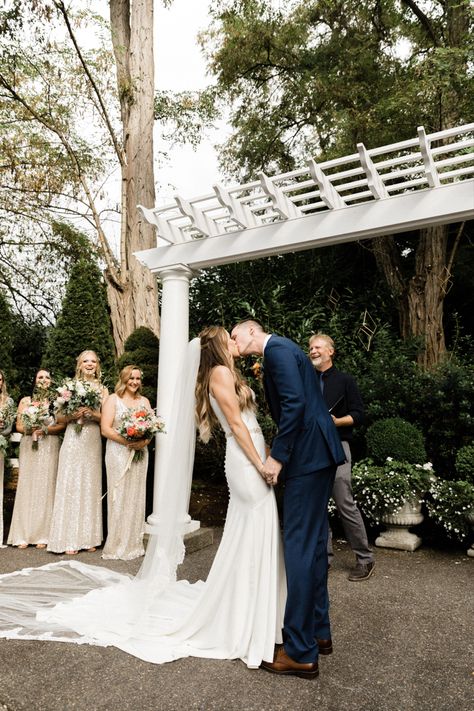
top-left (144, 515), bottom-right (201, 536)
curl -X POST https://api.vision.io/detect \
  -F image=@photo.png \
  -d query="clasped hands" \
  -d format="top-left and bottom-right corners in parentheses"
top-left (70, 407), bottom-right (94, 422)
top-left (259, 455), bottom-right (282, 486)
top-left (126, 438), bottom-right (150, 451)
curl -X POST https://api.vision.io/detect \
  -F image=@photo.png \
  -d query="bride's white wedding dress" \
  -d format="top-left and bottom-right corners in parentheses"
top-left (0, 390), bottom-right (286, 668)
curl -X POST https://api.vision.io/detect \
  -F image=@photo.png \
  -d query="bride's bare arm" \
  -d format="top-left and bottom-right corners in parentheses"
top-left (210, 366), bottom-right (265, 477)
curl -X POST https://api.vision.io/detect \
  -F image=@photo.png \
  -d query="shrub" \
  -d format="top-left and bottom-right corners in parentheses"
top-left (117, 327), bottom-right (159, 407)
top-left (455, 445), bottom-right (474, 484)
top-left (366, 417), bottom-right (426, 464)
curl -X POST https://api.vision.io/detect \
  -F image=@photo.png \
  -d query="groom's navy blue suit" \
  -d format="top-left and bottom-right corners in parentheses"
top-left (263, 335), bottom-right (345, 663)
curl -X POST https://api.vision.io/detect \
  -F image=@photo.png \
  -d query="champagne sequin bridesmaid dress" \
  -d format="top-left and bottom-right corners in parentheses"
top-left (102, 396), bottom-right (148, 560)
top-left (47, 420), bottom-right (103, 553)
top-left (7, 432), bottom-right (60, 547)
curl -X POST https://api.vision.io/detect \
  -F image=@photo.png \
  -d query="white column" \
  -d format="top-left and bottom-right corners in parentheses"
top-left (146, 265), bottom-right (200, 534)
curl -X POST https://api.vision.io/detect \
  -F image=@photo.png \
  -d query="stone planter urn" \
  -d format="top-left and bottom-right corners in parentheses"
top-left (375, 498), bottom-right (424, 552)
top-left (466, 511), bottom-right (474, 558)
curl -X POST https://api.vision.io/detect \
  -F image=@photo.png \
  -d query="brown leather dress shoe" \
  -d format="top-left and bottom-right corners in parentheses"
top-left (261, 646), bottom-right (319, 679)
top-left (317, 638), bottom-right (333, 655)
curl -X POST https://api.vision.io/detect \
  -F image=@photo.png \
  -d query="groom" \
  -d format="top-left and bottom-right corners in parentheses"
top-left (231, 320), bottom-right (345, 679)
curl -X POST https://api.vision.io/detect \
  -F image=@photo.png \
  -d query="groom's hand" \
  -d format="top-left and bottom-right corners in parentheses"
top-left (262, 455), bottom-right (283, 486)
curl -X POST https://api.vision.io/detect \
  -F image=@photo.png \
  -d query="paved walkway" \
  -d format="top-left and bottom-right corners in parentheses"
top-left (0, 535), bottom-right (472, 711)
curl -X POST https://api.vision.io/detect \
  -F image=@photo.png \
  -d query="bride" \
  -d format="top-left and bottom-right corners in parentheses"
top-left (0, 327), bottom-right (286, 668)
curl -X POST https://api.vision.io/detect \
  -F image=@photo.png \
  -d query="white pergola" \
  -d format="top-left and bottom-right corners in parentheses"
top-left (136, 122), bottom-right (474, 533)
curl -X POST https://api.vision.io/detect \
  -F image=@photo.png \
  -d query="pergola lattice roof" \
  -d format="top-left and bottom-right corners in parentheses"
top-left (137, 123), bottom-right (474, 272)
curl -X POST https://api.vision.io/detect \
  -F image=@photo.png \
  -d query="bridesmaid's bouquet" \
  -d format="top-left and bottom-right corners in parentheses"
top-left (20, 401), bottom-right (53, 449)
top-left (0, 434), bottom-right (8, 458)
top-left (0, 399), bottom-right (16, 432)
top-left (54, 379), bottom-right (102, 432)
top-left (117, 408), bottom-right (165, 462)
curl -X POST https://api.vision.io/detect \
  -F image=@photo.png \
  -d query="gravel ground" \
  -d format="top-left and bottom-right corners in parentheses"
top-left (0, 535), bottom-right (472, 711)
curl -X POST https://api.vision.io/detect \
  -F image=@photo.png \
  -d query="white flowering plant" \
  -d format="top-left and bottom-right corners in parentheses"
top-left (426, 479), bottom-right (474, 541)
top-left (352, 457), bottom-right (434, 524)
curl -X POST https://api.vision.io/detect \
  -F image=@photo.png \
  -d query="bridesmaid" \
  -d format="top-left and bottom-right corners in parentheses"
top-left (48, 351), bottom-right (108, 555)
top-left (101, 366), bottom-right (152, 560)
top-left (0, 369), bottom-right (15, 548)
top-left (7, 370), bottom-right (65, 549)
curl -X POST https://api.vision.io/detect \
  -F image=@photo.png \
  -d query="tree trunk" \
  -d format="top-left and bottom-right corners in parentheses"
top-left (108, 0), bottom-right (159, 355)
top-left (405, 225), bottom-right (449, 369)
top-left (370, 226), bottom-right (450, 369)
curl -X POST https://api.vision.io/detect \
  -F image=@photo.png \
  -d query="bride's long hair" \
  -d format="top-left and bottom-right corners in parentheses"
top-left (195, 326), bottom-right (254, 443)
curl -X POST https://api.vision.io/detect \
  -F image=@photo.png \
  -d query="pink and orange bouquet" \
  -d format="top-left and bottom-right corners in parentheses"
top-left (117, 408), bottom-right (165, 461)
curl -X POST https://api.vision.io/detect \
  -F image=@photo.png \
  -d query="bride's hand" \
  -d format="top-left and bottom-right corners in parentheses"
top-left (256, 461), bottom-right (269, 483)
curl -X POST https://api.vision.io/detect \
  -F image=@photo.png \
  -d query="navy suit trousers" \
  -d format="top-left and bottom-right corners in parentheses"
top-left (282, 464), bottom-right (336, 663)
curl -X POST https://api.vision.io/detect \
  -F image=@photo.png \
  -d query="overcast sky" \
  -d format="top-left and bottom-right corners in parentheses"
top-left (154, 0), bottom-right (226, 203)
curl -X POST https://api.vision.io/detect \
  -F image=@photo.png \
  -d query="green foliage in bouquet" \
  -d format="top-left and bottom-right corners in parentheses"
top-left (352, 458), bottom-right (434, 524)
top-left (366, 417), bottom-right (426, 465)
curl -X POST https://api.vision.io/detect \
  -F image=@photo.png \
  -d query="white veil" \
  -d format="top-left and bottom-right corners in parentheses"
top-left (0, 338), bottom-right (202, 647)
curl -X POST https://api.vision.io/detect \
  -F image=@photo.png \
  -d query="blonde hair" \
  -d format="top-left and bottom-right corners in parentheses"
top-left (195, 326), bottom-right (254, 443)
top-left (115, 365), bottom-right (143, 397)
top-left (0, 369), bottom-right (9, 406)
top-left (309, 333), bottom-right (335, 352)
top-left (75, 350), bottom-right (102, 381)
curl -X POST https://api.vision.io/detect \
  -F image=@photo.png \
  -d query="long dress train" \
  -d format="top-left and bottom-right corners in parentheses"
top-left (0, 397), bottom-right (286, 668)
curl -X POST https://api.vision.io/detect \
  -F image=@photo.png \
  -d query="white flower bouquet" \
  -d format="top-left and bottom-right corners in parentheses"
top-left (20, 400), bottom-right (53, 449)
top-left (55, 379), bottom-right (102, 432)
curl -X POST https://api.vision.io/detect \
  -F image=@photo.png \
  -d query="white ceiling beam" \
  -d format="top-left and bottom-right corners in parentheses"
top-left (135, 180), bottom-right (474, 272)
top-left (258, 172), bottom-right (302, 219)
top-left (357, 143), bottom-right (390, 199)
top-left (418, 126), bottom-right (441, 188)
top-left (307, 159), bottom-right (346, 209)
top-left (137, 205), bottom-right (183, 244)
top-left (213, 183), bottom-right (259, 229)
top-left (174, 194), bottom-right (220, 237)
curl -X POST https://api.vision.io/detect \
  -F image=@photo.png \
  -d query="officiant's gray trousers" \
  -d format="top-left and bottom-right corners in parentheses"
top-left (328, 440), bottom-right (374, 565)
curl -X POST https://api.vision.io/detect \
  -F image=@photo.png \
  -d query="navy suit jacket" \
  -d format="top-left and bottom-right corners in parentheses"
top-left (263, 335), bottom-right (346, 478)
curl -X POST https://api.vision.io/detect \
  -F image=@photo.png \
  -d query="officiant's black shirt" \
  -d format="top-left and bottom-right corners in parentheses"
top-left (318, 366), bottom-right (365, 442)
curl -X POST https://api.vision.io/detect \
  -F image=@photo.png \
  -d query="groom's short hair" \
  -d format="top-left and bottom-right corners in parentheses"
top-left (235, 319), bottom-right (264, 332)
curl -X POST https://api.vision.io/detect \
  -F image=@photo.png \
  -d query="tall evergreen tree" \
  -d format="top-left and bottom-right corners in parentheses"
top-left (43, 257), bottom-right (116, 385)
top-left (10, 315), bottom-right (48, 399)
